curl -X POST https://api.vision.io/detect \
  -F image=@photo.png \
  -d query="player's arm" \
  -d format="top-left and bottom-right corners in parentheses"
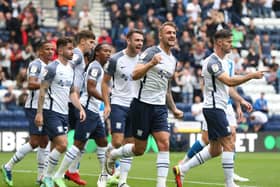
top-left (27, 63), bottom-right (42, 90)
top-left (101, 73), bottom-right (112, 119)
top-left (88, 79), bottom-right (103, 101)
top-left (217, 71), bottom-right (265, 87)
top-left (229, 86), bottom-right (252, 112)
top-left (34, 80), bottom-right (49, 126)
top-left (166, 79), bottom-right (183, 119)
top-left (70, 87), bottom-right (86, 122)
top-left (132, 53), bottom-right (161, 80)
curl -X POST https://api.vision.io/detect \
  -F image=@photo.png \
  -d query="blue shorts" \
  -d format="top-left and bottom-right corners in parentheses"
top-left (25, 108), bottom-right (47, 136)
top-left (130, 99), bottom-right (169, 140)
top-left (202, 108), bottom-right (231, 140)
top-left (43, 110), bottom-right (68, 141)
top-left (110, 104), bottom-right (132, 137)
top-left (68, 103), bottom-right (78, 130)
top-left (74, 107), bottom-right (106, 142)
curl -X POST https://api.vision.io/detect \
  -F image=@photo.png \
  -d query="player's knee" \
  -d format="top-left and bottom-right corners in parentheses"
top-left (39, 137), bottom-right (49, 148)
top-left (56, 142), bottom-right (68, 152)
top-left (112, 138), bottom-right (123, 148)
top-left (157, 139), bottom-right (169, 151)
top-left (96, 138), bottom-right (108, 147)
top-left (133, 145), bottom-right (146, 156)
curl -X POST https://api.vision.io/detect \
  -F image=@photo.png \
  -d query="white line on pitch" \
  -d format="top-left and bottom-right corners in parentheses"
top-left (13, 169), bottom-right (257, 187)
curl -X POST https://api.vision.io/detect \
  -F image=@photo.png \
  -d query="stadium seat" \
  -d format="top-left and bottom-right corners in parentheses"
top-left (176, 103), bottom-right (192, 112)
top-left (183, 112), bottom-right (195, 121)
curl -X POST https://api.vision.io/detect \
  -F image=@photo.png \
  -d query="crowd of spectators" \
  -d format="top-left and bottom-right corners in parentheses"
top-left (0, 0), bottom-right (280, 131)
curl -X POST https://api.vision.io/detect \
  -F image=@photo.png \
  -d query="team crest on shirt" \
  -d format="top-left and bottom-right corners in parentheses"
top-left (30, 66), bottom-right (37, 73)
top-left (211, 63), bottom-right (219, 73)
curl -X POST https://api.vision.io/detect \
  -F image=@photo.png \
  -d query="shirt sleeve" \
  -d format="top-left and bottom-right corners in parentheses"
top-left (104, 57), bottom-right (117, 76)
top-left (28, 62), bottom-right (41, 78)
top-left (139, 46), bottom-right (161, 64)
top-left (42, 63), bottom-right (57, 83)
top-left (207, 58), bottom-right (224, 77)
top-left (88, 65), bottom-right (102, 81)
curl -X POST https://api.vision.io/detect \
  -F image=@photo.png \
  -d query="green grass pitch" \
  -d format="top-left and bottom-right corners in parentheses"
top-left (0, 152), bottom-right (279, 187)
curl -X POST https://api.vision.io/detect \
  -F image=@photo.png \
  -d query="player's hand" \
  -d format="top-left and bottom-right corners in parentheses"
top-left (173, 108), bottom-right (184, 119)
top-left (79, 108), bottom-right (86, 122)
top-left (150, 53), bottom-right (162, 66)
top-left (35, 113), bottom-right (43, 127)
top-left (241, 99), bottom-right (253, 113)
top-left (103, 105), bottom-right (111, 119)
top-left (252, 70), bottom-right (267, 79)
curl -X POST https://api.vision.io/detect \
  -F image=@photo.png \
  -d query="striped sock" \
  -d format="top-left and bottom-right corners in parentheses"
top-left (5, 142), bottom-right (33, 170)
top-left (156, 151), bottom-right (169, 187)
top-left (54, 145), bottom-right (80, 179)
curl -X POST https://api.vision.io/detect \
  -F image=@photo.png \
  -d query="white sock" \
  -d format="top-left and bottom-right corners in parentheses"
top-left (156, 151), bottom-right (169, 187)
top-left (180, 145), bottom-right (212, 175)
top-left (5, 142), bottom-right (33, 170)
top-left (37, 146), bottom-right (50, 180)
top-left (119, 157), bottom-right (133, 185)
top-left (45, 149), bottom-right (62, 178)
top-left (54, 145), bottom-right (80, 179)
top-left (97, 146), bottom-right (107, 174)
top-left (111, 144), bottom-right (135, 159)
top-left (68, 149), bottom-right (84, 173)
top-left (222, 152), bottom-right (234, 186)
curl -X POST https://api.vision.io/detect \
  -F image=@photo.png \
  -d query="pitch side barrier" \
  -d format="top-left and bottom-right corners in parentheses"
top-left (0, 129), bottom-right (279, 152)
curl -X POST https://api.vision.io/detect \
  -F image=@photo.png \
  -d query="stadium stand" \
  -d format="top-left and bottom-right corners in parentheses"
top-left (0, 0), bottom-right (280, 132)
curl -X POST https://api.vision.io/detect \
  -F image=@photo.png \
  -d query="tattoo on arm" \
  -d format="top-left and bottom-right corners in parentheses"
top-left (37, 81), bottom-right (49, 113)
top-left (166, 80), bottom-right (176, 111)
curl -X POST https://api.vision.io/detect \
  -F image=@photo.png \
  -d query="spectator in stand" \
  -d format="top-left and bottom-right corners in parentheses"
top-left (56, 0), bottom-right (76, 19)
top-left (17, 85), bottom-right (28, 107)
top-left (247, 46), bottom-right (259, 68)
top-left (249, 34), bottom-right (261, 56)
top-left (263, 0), bottom-right (273, 17)
top-left (245, 18), bottom-right (256, 48)
top-left (186, 0), bottom-right (201, 22)
top-left (66, 11), bottom-right (79, 28)
top-left (249, 110), bottom-right (268, 132)
top-left (178, 30), bottom-right (192, 62)
top-left (174, 6), bottom-right (188, 31)
top-left (136, 19), bottom-right (148, 35)
top-left (5, 12), bottom-right (22, 44)
top-left (265, 63), bottom-right (278, 92)
top-left (175, 62), bottom-right (194, 104)
top-left (3, 85), bottom-right (17, 111)
top-left (261, 33), bottom-right (272, 66)
top-left (191, 66), bottom-right (203, 102)
top-left (0, 12), bottom-right (6, 29)
top-left (109, 2), bottom-right (122, 43)
top-left (78, 9), bottom-right (94, 31)
top-left (273, 0), bottom-right (280, 17)
top-left (21, 44), bottom-right (36, 68)
top-left (253, 92), bottom-right (269, 114)
top-left (0, 65), bottom-right (6, 89)
top-left (16, 67), bottom-right (27, 89)
top-left (191, 95), bottom-right (204, 123)
top-left (193, 40), bottom-right (207, 67)
top-left (0, 0), bottom-right (11, 14)
top-left (98, 29), bottom-right (112, 44)
top-left (10, 43), bottom-right (23, 80)
top-left (0, 42), bottom-right (12, 79)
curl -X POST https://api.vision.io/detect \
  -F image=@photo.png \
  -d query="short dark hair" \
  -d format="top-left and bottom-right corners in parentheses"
top-left (35, 40), bottom-right (51, 52)
top-left (213, 29), bottom-right (232, 42)
top-left (56, 37), bottom-right (74, 50)
top-left (75, 30), bottom-right (96, 44)
top-left (126, 29), bottom-right (144, 39)
top-left (159, 21), bottom-right (177, 33)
